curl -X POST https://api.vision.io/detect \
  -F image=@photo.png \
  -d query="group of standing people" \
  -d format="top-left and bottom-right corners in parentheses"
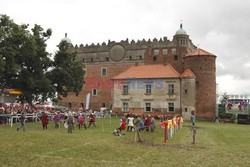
top-left (16, 111), bottom-right (97, 133)
top-left (115, 114), bottom-right (156, 136)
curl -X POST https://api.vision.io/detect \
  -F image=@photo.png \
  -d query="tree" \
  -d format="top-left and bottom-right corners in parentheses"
top-left (0, 14), bottom-right (85, 103)
top-left (218, 92), bottom-right (231, 119)
top-left (220, 92), bottom-right (229, 105)
top-left (0, 15), bottom-right (53, 103)
top-left (48, 41), bottom-right (85, 100)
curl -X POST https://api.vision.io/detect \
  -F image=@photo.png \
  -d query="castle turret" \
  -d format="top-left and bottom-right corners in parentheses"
top-left (169, 23), bottom-right (191, 73)
top-left (60, 33), bottom-right (73, 46)
top-left (173, 23), bottom-right (189, 47)
top-left (183, 48), bottom-right (216, 119)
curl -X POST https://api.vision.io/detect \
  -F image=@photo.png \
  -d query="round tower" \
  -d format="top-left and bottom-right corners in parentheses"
top-left (183, 49), bottom-right (216, 119)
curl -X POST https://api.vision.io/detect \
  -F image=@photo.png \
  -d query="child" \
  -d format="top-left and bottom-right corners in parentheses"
top-left (119, 116), bottom-right (126, 135)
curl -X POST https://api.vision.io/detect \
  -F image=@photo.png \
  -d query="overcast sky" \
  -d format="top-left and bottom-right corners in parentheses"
top-left (1, 0), bottom-right (250, 95)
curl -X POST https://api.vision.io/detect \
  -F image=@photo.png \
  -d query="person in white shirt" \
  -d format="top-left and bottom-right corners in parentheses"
top-left (127, 114), bottom-right (134, 132)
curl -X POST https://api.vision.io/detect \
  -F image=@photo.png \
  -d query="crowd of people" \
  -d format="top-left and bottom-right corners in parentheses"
top-left (0, 105), bottom-right (112, 132)
top-left (14, 110), bottom-right (99, 133)
top-left (113, 114), bottom-right (167, 136)
top-left (1, 105), bottom-right (185, 138)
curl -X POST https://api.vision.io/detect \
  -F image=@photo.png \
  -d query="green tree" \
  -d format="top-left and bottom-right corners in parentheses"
top-left (0, 15), bottom-right (53, 103)
top-left (48, 41), bottom-right (85, 100)
top-left (219, 92), bottom-right (229, 106)
top-left (218, 92), bottom-right (231, 119)
top-left (0, 15), bottom-right (85, 103)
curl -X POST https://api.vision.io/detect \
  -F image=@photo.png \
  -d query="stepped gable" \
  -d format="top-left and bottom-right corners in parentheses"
top-left (112, 64), bottom-right (180, 80)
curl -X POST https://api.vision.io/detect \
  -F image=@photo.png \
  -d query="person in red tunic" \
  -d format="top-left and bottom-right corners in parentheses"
top-left (119, 116), bottom-right (126, 135)
top-left (41, 112), bottom-right (49, 130)
top-left (144, 115), bottom-right (151, 132)
top-left (88, 113), bottom-right (96, 128)
top-left (78, 113), bottom-right (87, 130)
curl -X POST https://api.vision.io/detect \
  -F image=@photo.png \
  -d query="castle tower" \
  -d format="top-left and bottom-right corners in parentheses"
top-left (183, 48), bottom-right (216, 119)
top-left (170, 24), bottom-right (191, 73)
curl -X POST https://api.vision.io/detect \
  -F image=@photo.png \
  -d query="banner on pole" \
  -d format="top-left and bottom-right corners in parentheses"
top-left (86, 93), bottom-right (90, 110)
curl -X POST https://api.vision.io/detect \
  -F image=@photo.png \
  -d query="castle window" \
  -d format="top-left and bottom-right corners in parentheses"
top-left (153, 56), bottom-right (157, 61)
top-left (154, 49), bottom-right (159, 55)
top-left (196, 81), bottom-right (199, 87)
top-left (185, 89), bottom-right (188, 93)
top-left (122, 102), bottom-right (128, 112)
top-left (68, 103), bottom-right (72, 109)
top-left (174, 55), bottom-right (178, 61)
top-left (82, 58), bottom-right (85, 62)
top-left (163, 49), bottom-right (168, 55)
top-left (101, 67), bottom-right (107, 77)
top-left (168, 84), bottom-right (175, 94)
top-left (145, 84), bottom-right (152, 94)
top-left (168, 103), bottom-right (174, 112)
top-left (102, 103), bottom-right (106, 107)
top-left (185, 108), bottom-right (188, 112)
top-left (139, 55), bottom-right (142, 60)
top-left (171, 48), bottom-right (176, 54)
top-left (81, 103), bottom-right (84, 109)
top-left (129, 56), bottom-right (132, 60)
top-left (145, 103), bottom-right (152, 112)
top-left (91, 57), bottom-right (93, 62)
top-left (106, 57), bottom-right (109, 61)
top-left (92, 89), bottom-right (97, 96)
top-left (123, 85), bottom-right (128, 95)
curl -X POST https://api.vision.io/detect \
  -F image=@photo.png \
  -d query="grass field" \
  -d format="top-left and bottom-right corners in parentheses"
top-left (0, 118), bottom-right (250, 167)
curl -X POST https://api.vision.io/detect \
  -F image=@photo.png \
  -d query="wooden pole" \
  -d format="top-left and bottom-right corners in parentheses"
top-left (102, 118), bottom-right (104, 132)
top-left (192, 126), bottom-right (196, 144)
top-left (11, 116), bottom-right (13, 127)
top-left (164, 122), bottom-right (167, 144)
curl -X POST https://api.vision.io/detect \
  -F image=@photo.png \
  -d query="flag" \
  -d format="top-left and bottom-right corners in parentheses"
top-left (86, 93), bottom-right (90, 110)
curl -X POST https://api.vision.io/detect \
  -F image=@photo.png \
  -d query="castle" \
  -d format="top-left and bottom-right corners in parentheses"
top-left (59, 24), bottom-right (216, 119)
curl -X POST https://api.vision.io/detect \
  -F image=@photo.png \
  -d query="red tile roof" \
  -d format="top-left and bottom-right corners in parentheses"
top-left (181, 68), bottom-right (196, 78)
top-left (112, 64), bottom-right (180, 79)
top-left (185, 48), bottom-right (216, 57)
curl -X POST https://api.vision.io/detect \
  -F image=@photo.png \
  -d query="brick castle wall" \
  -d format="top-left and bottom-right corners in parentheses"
top-left (184, 56), bottom-right (216, 119)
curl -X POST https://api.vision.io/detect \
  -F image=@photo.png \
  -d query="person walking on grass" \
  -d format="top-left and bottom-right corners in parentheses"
top-left (191, 111), bottom-right (196, 126)
top-left (134, 115), bottom-right (143, 142)
top-left (88, 113), bottom-right (96, 128)
top-left (144, 115), bottom-right (151, 132)
top-left (127, 114), bottom-right (134, 132)
top-left (150, 116), bottom-right (156, 132)
top-left (78, 113), bottom-right (87, 130)
top-left (53, 112), bottom-right (60, 128)
top-left (17, 112), bottom-right (26, 132)
top-left (119, 116), bottom-right (126, 135)
top-left (67, 114), bottom-right (75, 133)
top-left (41, 111), bottom-right (49, 130)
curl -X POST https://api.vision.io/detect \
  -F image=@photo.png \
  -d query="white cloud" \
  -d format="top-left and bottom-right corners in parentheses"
top-left (1, 0), bottom-right (250, 94)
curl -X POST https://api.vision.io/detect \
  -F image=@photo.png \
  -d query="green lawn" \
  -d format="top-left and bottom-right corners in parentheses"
top-left (0, 118), bottom-right (250, 167)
